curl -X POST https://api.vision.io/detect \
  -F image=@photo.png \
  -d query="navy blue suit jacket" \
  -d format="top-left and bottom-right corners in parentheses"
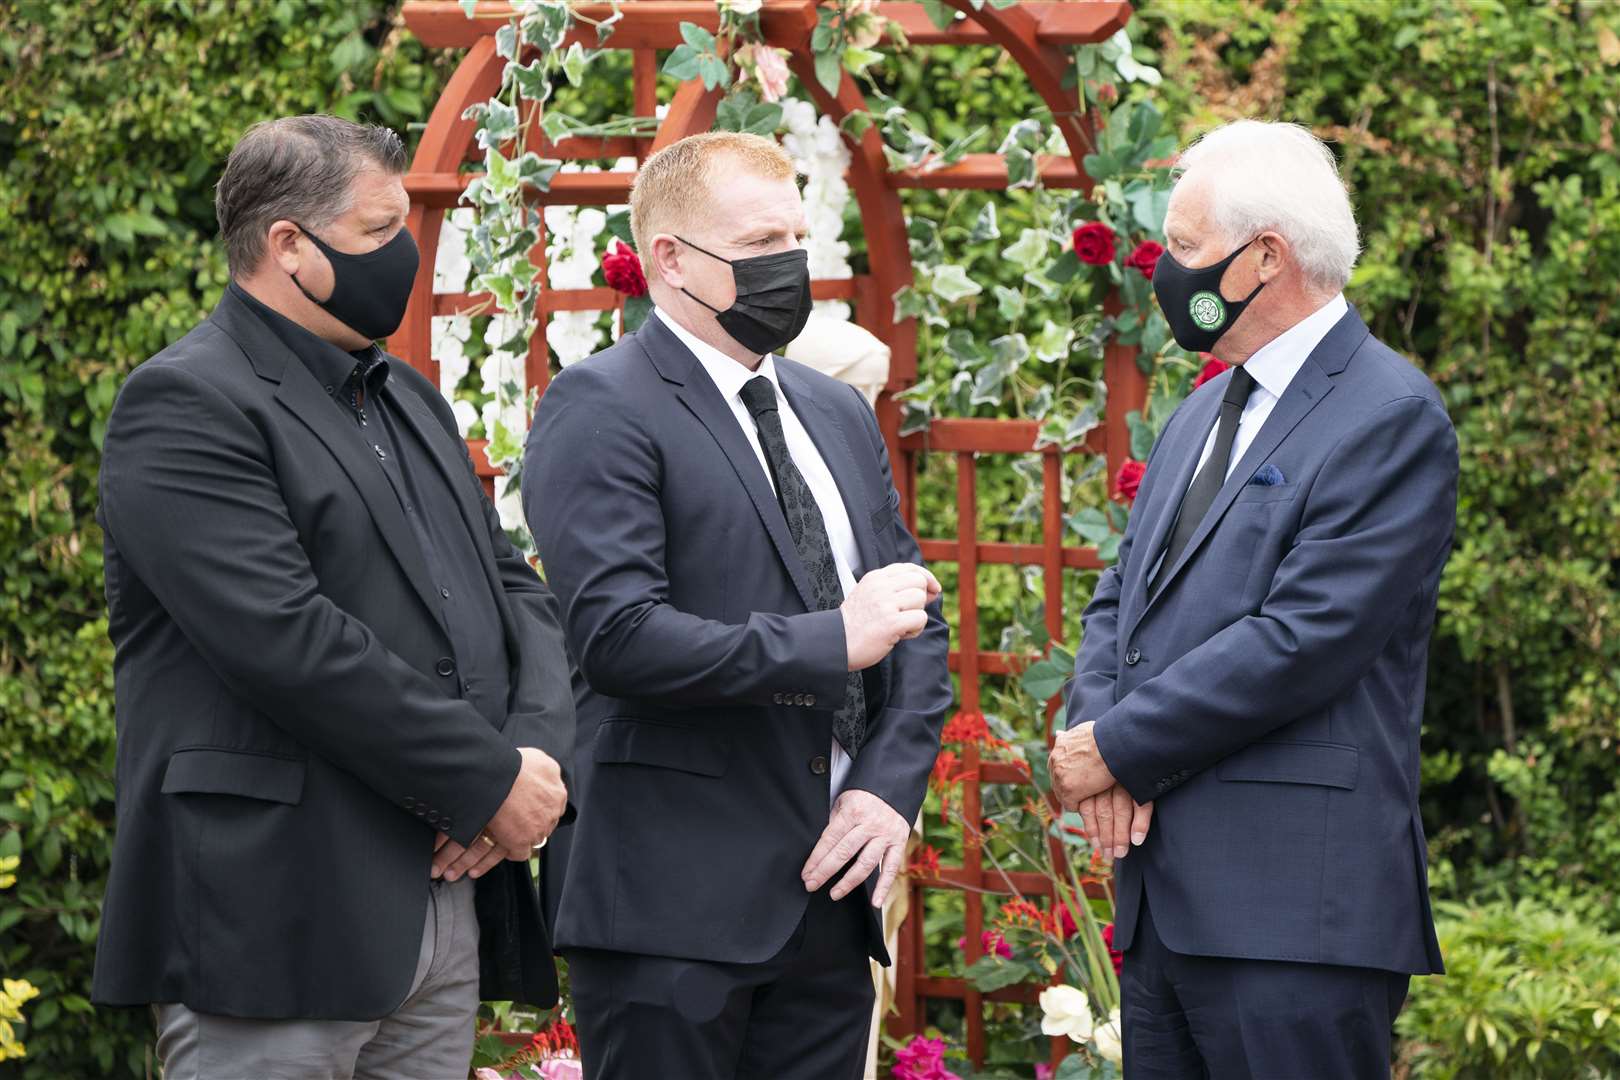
top-left (523, 313), bottom-right (952, 965)
top-left (1069, 307), bottom-right (1454, 976)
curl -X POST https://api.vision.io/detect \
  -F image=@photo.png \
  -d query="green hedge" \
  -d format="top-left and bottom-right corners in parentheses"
top-left (4, 0), bottom-right (1619, 1075)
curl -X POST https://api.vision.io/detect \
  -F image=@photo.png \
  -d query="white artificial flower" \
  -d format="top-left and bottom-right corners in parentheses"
top-left (492, 474), bottom-right (526, 533)
top-left (722, 0), bottom-right (763, 14)
top-left (450, 398), bottom-right (479, 438)
top-left (549, 310), bottom-right (603, 368)
top-left (431, 316), bottom-right (472, 398)
top-left (1092, 1006), bottom-right (1123, 1064)
top-left (434, 208), bottom-right (474, 293)
top-left (1038, 984), bottom-right (1096, 1042)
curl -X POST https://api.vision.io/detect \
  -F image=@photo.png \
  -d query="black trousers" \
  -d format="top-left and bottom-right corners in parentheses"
top-left (1122, 893), bottom-right (1409, 1079)
top-left (566, 889), bottom-right (874, 1080)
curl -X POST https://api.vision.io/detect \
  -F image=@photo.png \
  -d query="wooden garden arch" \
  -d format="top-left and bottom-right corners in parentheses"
top-left (391, 1), bottom-right (1146, 1066)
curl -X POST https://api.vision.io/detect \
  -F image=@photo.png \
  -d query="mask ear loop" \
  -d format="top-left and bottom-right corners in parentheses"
top-left (672, 235), bottom-right (735, 314)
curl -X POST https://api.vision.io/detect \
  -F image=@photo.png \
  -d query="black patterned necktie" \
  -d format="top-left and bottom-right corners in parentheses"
top-left (1150, 365), bottom-right (1257, 596)
top-left (739, 375), bottom-right (866, 758)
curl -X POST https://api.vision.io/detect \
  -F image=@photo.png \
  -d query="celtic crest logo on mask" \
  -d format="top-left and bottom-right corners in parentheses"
top-left (1188, 291), bottom-right (1226, 331)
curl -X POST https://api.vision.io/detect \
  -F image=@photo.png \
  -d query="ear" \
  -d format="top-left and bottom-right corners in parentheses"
top-left (266, 219), bottom-right (306, 276)
top-left (1253, 230), bottom-right (1290, 283)
top-left (648, 233), bottom-right (685, 289)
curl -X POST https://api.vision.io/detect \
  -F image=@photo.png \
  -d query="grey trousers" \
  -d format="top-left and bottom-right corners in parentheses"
top-left (154, 877), bottom-right (479, 1080)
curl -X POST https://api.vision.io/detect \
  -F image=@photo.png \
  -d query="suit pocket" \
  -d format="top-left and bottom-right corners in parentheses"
top-left (1233, 481), bottom-right (1298, 504)
top-left (161, 747), bottom-right (307, 804)
top-left (594, 718), bottom-right (730, 778)
top-left (1216, 739), bottom-right (1359, 790)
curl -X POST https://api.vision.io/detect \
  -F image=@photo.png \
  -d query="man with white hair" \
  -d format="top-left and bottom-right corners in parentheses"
top-left (1048, 120), bottom-right (1455, 1077)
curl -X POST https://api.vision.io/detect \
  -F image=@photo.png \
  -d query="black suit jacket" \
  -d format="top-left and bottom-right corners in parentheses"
top-left (90, 287), bottom-right (574, 1019)
top-left (523, 314), bottom-right (952, 966)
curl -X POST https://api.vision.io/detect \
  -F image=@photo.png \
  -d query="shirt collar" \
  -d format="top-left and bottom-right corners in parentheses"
top-left (229, 281), bottom-right (387, 400)
top-left (652, 305), bottom-right (775, 403)
top-left (1239, 292), bottom-right (1348, 400)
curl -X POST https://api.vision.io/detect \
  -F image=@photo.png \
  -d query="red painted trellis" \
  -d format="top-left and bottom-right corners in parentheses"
top-left (391, 1), bottom-right (1146, 1066)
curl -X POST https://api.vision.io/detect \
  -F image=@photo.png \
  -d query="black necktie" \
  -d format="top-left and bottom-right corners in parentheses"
top-left (1150, 366), bottom-right (1256, 596)
top-left (739, 375), bottom-right (866, 759)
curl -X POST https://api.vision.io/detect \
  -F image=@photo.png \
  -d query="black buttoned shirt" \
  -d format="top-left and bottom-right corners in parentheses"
top-left (230, 283), bottom-right (510, 727)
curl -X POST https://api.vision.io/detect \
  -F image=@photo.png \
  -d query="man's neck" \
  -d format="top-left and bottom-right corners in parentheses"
top-left (231, 273), bottom-right (358, 350)
top-left (650, 288), bottom-right (763, 371)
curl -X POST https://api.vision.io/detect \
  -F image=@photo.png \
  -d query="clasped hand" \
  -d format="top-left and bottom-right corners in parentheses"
top-left (431, 746), bottom-right (567, 882)
top-left (1049, 721), bottom-right (1154, 864)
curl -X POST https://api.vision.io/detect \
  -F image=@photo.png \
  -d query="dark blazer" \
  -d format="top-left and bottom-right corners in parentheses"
top-left (1070, 307), bottom-right (1455, 976)
top-left (523, 313), bottom-right (952, 966)
top-left (91, 287), bottom-right (574, 1019)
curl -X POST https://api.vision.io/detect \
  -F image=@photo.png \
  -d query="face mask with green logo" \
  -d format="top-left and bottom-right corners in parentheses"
top-left (1152, 236), bottom-right (1266, 354)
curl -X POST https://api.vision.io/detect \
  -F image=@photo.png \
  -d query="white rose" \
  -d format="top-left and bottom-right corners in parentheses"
top-left (723, 0), bottom-right (763, 13)
top-left (1092, 1006), bottom-right (1123, 1065)
top-left (1038, 984), bottom-right (1095, 1042)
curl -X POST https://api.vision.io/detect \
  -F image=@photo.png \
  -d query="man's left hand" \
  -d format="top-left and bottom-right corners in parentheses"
top-left (1050, 721), bottom-right (1119, 808)
top-left (801, 789), bottom-right (910, 907)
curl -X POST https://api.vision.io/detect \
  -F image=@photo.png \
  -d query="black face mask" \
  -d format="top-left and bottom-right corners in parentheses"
top-left (291, 223), bottom-right (420, 342)
top-left (1152, 237), bottom-right (1266, 354)
top-left (675, 236), bottom-right (814, 356)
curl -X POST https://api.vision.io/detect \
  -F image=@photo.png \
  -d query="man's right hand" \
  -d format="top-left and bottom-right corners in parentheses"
top-left (840, 563), bottom-right (941, 671)
top-left (432, 747), bottom-right (567, 882)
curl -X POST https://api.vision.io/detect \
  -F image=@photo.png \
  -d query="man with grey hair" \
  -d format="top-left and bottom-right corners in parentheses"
top-left (1049, 120), bottom-right (1455, 1077)
top-left (91, 114), bottom-right (575, 1078)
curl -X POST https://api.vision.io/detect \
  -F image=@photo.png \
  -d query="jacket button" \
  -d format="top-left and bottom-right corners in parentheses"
top-left (805, 693), bottom-right (816, 707)
top-left (773, 692), bottom-right (785, 705)
top-left (810, 756), bottom-right (828, 776)
top-left (1125, 648), bottom-right (1142, 666)
top-left (436, 657), bottom-right (456, 677)
top-left (403, 797), bottom-right (416, 809)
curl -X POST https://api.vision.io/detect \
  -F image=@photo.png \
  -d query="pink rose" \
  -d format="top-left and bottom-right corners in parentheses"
top-left (744, 44), bottom-right (790, 103)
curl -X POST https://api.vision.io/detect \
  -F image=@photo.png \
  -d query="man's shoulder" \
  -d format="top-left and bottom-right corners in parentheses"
top-left (775, 355), bottom-right (869, 423)
top-left (118, 317), bottom-right (253, 405)
top-left (1341, 332), bottom-right (1446, 416)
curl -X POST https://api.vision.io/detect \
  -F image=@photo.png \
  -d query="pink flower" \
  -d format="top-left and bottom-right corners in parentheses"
top-left (538, 1061), bottom-right (583, 1080)
top-left (1035, 1066), bottom-right (1054, 1080)
top-left (956, 930), bottom-right (1013, 959)
top-left (474, 1070), bottom-right (504, 1080)
top-left (1192, 354), bottom-right (1230, 388)
top-left (892, 1035), bottom-right (962, 1080)
top-left (1101, 923), bottom-right (1125, 975)
top-left (738, 44), bottom-right (791, 103)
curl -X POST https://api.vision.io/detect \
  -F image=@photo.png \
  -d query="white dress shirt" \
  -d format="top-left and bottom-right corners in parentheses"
top-left (653, 307), bottom-right (860, 800)
top-left (1193, 293), bottom-right (1349, 481)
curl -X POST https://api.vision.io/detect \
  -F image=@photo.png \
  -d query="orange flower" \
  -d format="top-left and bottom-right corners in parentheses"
top-left (907, 844), bottom-right (942, 876)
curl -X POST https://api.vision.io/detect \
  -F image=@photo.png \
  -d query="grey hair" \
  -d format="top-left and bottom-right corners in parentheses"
top-left (215, 115), bottom-right (406, 275)
top-left (1174, 120), bottom-right (1360, 291)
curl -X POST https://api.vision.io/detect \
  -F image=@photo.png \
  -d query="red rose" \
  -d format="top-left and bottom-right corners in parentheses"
top-left (1058, 902), bottom-right (1078, 939)
top-left (1115, 459), bottom-right (1146, 501)
top-left (602, 240), bottom-right (647, 297)
top-left (1125, 240), bottom-right (1165, 280)
top-left (1072, 221), bottom-right (1117, 266)
top-left (1192, 354), bottom-right (1230, 389)
top-left (1101, 926), bottom-right (1127, 977)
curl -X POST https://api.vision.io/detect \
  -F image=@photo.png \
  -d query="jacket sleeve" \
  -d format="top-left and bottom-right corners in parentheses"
top-left (522, 363), bottom-right (850, 710)
top-left (840, 384), bottom-right (953, 825)
top-left (1092, 396), bottom-right (1459, 804)
top-left (99, 361), bottom-right (520, 848)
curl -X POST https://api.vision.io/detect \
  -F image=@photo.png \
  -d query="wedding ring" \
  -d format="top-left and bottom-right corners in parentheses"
top-left (477, 832), bottom-right (497, 848)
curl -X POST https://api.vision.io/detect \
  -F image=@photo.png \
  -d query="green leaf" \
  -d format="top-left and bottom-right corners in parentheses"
top-left (970, 201), bottom-right (1001, 242)
top-left (1020, 656), bottom-right (1072, 702)
top-left (1033, 319), bottom-right (1074, 362)
top-left (993, 286), bottom-right (1025, 320)
top-left (494, 21), bottom-right (519, 61)
top-left (963, 955), bottom-right (1038, 992)
top-left (679, 21), bottom-right (716, 52)
top-left (1127, 409), bottom-right (1155, 460)
top-left (920, 0), bottom-right (955, 31)
top-left (622, 293), bottom-right (652, 333)
top-left (697, 53), bottom-right (731, 91)
top-left (605, 209), bottom-right (634, 246)
top-left (662, 44), bottom-right (701, 81)
top-left (1002, 228), bottom-right (1050, 272)
top-left (990, 333), bottom-right (1030, 367)
top-left (930, 263), bottom-right (983, 304)
top-left (970, 360), bottom-right (1010, 406)
top-left (814, 47), bottom-right (843, 95)
top-left (1045, 248), bottom-right (1082, 284)
top-left (561, 42), bottom-right (588, 86)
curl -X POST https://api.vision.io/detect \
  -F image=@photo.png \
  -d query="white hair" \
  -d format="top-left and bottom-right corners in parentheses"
top-left (1174, 120), bottom-right (1360, 291)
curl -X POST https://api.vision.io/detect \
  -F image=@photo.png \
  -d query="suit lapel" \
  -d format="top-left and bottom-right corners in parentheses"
top-left (273, 359), bottom-right (454, 638)
top-left (386, 377), bottom-right (523, 645)
top-left (777, 363), bottom-right (882, 577)
top-left (636, 317), bottom-right (820, 612)
top-left (1129, 307), bottom-right (1371, 630)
